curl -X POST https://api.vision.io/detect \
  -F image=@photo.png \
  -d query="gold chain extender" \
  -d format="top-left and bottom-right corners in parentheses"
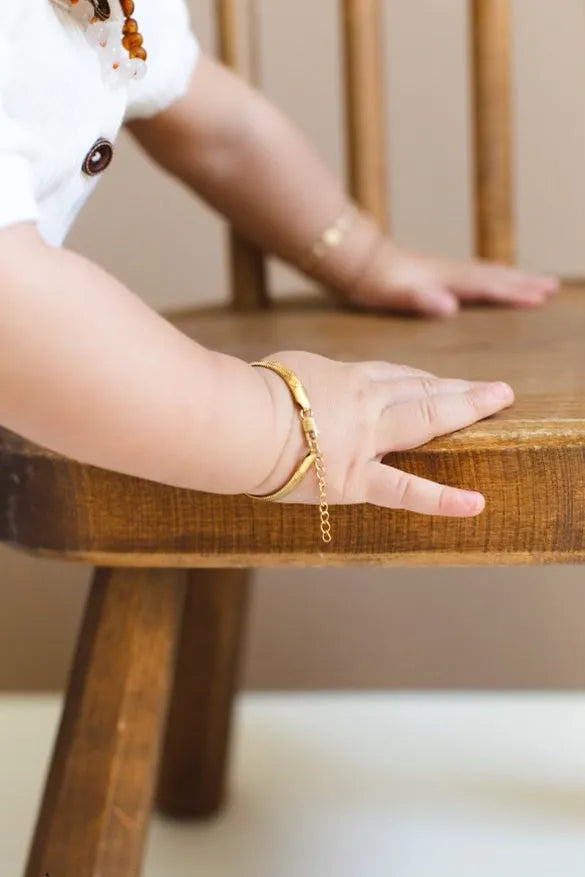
top-left (246, 361), bottom-right (332, 544)
top-left (303, 409), bottom-right (332, 544)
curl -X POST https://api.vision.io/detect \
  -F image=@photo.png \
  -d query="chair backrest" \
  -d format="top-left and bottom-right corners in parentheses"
top-left (215, 0), bottom-right (513, 309)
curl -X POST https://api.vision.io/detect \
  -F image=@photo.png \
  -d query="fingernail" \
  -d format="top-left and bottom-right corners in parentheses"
top-left (537, 276), bottom-right (560, 291)
top-left (462, 491), bottom-right (485, 515)
top-left (484, 382), bottom-right (514, 403)
top-left (419, 288), bottom-right (458, 317)
top-left (439, 297), bottom-right (459, 315)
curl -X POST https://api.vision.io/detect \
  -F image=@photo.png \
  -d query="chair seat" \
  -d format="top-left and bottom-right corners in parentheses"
top-left (2, 285), bottom-right (585, 567)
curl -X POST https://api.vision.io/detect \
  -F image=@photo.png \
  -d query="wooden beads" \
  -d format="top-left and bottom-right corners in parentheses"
top-left (85, 0), bottom-right (147, 63)
top-left (119, 0), bottom-right (147, 61)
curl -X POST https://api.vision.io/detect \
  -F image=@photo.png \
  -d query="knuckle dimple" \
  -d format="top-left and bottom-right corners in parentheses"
top-left (419, 377), bottom-right (436, 398)
top-left (461, 389), bottom-right (481, 416)
top-left (418, 396), bottom-right (435, 430)
top-left (356, 383), bottom-right (371, 413)
top-left (393, 471), bottom-right (412, 509)
top-left (342, 453), bottom-right (363, 502)
top-left (436, 485), bottom-right (452, 516)
top-left (350, 369), bottom-right (371, 400)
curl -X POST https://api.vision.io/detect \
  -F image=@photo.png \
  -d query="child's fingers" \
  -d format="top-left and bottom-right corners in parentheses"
top-left (486, 268), bottom-right (559, 297)
top-left (385, 285), bottom-right (459, 317)
top-left (465, 282), bottom-right (548, 306)
top-left (376, 382), bottom-right (514, 454)
top-left (365, 463), bottom-right (485, 517)
top-left (376, 376), bottom-right (489, 408)
top-left (447, 261), bottom-right (559, 304)
top-left (354, 283), bottom-right (458, 317)
top-left (359, 362), bottom-right (479, 384)
top-left (351, 361), bottom-right (437, 382)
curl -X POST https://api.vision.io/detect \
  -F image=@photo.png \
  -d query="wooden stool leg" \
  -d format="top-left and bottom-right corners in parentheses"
top-left (156, 568), bottom-right (251, 819)
top-left (24, 567), bottom-right (184, 877)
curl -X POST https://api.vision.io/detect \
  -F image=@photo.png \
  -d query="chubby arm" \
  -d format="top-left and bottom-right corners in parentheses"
top-left (0, 224), bottom-right (281, 495)
top-left (126, 54), bottom-right (558, 317)
top-left (126, 55), bottom-right (377, 291)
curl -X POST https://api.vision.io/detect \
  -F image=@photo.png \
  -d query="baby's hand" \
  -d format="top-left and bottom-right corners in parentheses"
top-left (340, 241), bottom-right (559, 317)
top-left (251, 351), bottom-right (514, 515)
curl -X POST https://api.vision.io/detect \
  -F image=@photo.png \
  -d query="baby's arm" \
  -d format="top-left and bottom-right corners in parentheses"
top-left (0, 224), bottom-right (280, 495)
top-left (127, 54), bottom-right (557, 317)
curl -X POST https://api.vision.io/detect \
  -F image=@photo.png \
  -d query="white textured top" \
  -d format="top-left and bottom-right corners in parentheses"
top-left (0, 0), bottom-right (199, 247)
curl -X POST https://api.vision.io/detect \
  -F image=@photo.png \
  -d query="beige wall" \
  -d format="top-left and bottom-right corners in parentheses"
top-left (3, 0), bottom-right (585, 691)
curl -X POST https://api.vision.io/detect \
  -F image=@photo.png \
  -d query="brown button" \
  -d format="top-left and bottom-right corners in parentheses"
top-left (90, 0), bottom-right (111, 21)
top-left (82, 139), bottom-right (114, 177)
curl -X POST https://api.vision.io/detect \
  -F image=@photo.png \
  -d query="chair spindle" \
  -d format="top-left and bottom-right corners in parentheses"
top-left (216, 0), bottom-right (269, 310)
top-left (340, 0), bottom-right (389, 231)
top-left (470, 0), bottom-right (515, 263)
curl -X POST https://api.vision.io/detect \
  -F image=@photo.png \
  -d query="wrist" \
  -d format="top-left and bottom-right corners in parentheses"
top-left (248, 359), bottom-right (307, 496)
top-left (194, 351), bottom-right (292, 496)
top-left (304, 208), bottom-right (384, 299)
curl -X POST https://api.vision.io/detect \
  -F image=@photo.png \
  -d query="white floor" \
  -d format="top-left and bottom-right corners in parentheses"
top-left (3, 694), bottom-right (585, 876)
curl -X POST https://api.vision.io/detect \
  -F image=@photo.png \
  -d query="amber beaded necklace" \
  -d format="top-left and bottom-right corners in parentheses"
top-left (50, 0), bottom-right (148, 81)
top-left (118, 0), bottom-right (147, 63)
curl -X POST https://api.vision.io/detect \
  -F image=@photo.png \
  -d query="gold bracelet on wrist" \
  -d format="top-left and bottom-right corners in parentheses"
top-left (245, 360), bottom-right (332, 545)
top-left (300, 203), bottom-right (359, 273)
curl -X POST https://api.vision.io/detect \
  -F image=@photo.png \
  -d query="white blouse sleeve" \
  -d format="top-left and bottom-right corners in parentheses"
top-left (0, 32), bottom-right (39, 232)
top-left (124, 0), bottom-right (200, 122)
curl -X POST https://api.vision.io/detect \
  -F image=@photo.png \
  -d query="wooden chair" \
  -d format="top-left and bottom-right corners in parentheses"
top-left (3, 1), bottom-right (583, 874)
